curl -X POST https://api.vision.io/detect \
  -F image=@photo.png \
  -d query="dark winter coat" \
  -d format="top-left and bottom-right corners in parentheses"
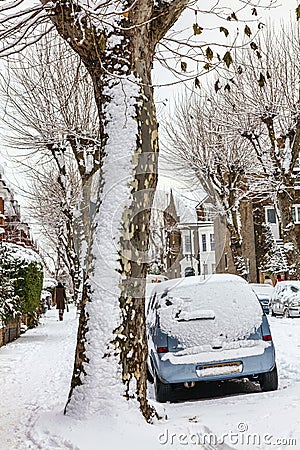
top-left (54, 286), bottom-right (66, 310)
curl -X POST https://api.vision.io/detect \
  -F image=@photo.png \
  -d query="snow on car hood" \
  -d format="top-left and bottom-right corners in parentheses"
top-left (158, 280), bottom-right (263, 349)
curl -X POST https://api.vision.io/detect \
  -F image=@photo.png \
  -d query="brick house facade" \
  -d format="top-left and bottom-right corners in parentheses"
top-left (0, 168), bottom-right (37, 346)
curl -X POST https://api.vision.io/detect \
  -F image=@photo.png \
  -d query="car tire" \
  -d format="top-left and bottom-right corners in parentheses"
top-left (146, 364), bottom-right (154, 384)
top-left (283, 308), bottom-right (289, 318)
top-left (154, 373), bottom-right (172, 403)
top-left (259, 365), bottom-right (278, 392)
top-left (271, 309), bottom-right (276, 317)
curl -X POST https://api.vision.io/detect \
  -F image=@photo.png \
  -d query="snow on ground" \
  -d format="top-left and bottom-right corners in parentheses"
top-left (0, 308), bottom-right (299, 450)
top-left (0, 306), bottom-right (77, 450)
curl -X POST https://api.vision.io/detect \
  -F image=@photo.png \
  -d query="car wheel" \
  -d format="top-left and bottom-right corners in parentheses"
top-left (283, 308), bottom-right (289, 318)
top-left (259, 365), bottom-right (278, 392)
top-left (271, 309), bottom-right (276, 317)
top-left (154, 372), bottom-right (172, 403)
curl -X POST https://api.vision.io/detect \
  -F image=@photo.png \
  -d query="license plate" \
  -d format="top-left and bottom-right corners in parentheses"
top-left (196, 361), bottom-right (243, 377)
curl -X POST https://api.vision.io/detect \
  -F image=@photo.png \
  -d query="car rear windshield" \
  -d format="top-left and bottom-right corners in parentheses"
top-left (252, 284), bottom-right (274, 296)
top-left (279, 284), bottom-right (300, 300)
top-left (158, 281), bottom-right (263, 348)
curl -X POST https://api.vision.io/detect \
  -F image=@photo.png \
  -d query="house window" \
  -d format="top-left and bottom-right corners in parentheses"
top-left (266, 208), bottom-right (276, 224)
top-left (184, 233), bottom-right (192, 254)
top-left (202, 234), bottom-right (207, 252)
top-left (292, 205), bottom-right (300, 224)
top-left (203, 263), bottom-right (208, 275)
top-left (210, 233), bottom-right (215, 251)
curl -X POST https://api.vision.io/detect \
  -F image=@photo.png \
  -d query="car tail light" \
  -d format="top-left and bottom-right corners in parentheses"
top-left (263, 335), bottom-right (272, 341)
top-left (157, 346), bottom-right (168, 353)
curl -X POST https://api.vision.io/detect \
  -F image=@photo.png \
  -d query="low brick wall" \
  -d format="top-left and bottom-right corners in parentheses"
top-left (0, 319), bottom-right (20, 347)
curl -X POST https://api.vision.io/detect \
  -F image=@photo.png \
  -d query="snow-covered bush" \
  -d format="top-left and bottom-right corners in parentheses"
top-left (0, 242), bottom-right (43, 327)
top-left (0, 243), bottom-right (22, 324)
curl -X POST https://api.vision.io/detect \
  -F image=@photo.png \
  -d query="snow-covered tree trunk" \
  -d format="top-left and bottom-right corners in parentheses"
top-left (39, 0), bottom-right (189, 420)
top-left (277, 188), bottom-right (300, 278)
top-left (226, 216), bottom-right (247, 277)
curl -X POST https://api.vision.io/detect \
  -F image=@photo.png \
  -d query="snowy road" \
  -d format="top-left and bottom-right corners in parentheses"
top-left (159, 316), bottom-right (300, 449)
top-left (0, 308), bottom-right (300, 449)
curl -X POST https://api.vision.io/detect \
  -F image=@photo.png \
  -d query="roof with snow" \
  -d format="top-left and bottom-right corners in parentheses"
top-left (171, 189), bottom-right (207, 224)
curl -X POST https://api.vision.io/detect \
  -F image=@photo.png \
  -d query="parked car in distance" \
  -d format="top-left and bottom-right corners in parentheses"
top-left (146, 274), bottom-right (169, 284)
top-left (146, 274), bottom-right (169, 311)
top-left (270, 281), bottom-right (300, 318)
top-left (250, 283), bottom-right (274, 314)
top-left (147, 274), bottom-right (278, 402)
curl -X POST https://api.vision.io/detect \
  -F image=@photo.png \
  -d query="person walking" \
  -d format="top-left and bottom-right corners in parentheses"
top-left (53, 281), bottom-right (67, 321)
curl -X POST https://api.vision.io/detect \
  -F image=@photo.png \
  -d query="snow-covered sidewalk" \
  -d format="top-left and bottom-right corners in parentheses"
top-left (0, 305), bottom-right (78, 450)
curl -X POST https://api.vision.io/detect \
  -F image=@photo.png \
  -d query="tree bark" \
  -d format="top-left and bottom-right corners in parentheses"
top-left (277, 188), bottom-right (300, 278)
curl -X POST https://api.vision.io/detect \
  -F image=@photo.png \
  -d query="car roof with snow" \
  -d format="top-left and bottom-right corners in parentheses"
top-left (275, 280), bottom-right (300, 287)
top-left (149, 274), bottom-right (263, 346)
top-left (250, 283), bottom-right (274, 295)
top-left (150, 273), bottom-right (248, 296)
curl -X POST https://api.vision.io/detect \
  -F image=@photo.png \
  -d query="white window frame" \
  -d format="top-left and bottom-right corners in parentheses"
top-left (292, 204), bottom-right (300, 224)
top-left (210, 233), bottom-right (215, 251)
top-left (201, 233), bottom-right (207, 252)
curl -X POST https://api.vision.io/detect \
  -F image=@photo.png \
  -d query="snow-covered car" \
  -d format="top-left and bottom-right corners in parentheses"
top-left (146, 274), bottom-right (278, 402)
top-left (250, 283), bottom-right (274, 314)
top-left (270, 281), bottom-right (300, 318)
top-left (20, 323), bottom-right (28, 334)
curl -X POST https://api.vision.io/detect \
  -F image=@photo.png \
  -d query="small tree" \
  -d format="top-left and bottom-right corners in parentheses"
top-left (164, 91), bottom-right (263, 276)
top-left (28, 161), bottom-right (82, 303)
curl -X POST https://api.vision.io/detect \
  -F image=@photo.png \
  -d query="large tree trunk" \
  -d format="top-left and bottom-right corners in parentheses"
top-left (42, 0), bottom-right (189, 422)
top-left (66, 53), bottom-right (158, 421)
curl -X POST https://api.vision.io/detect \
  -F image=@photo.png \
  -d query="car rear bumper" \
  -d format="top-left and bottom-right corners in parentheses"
top-left (152, 345), bottom-right (275, 384)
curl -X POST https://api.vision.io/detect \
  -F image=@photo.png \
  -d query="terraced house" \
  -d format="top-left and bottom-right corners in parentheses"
top-left (0, 166), bottom-right (40, 347)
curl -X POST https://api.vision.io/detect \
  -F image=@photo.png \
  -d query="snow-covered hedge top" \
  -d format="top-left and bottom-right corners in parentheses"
top-left (4, 242), bottom-right (42, 266)
top-left (156, 275), bottom-right (263, 348)
top-left (172, 188), bottom-right (207, 224)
